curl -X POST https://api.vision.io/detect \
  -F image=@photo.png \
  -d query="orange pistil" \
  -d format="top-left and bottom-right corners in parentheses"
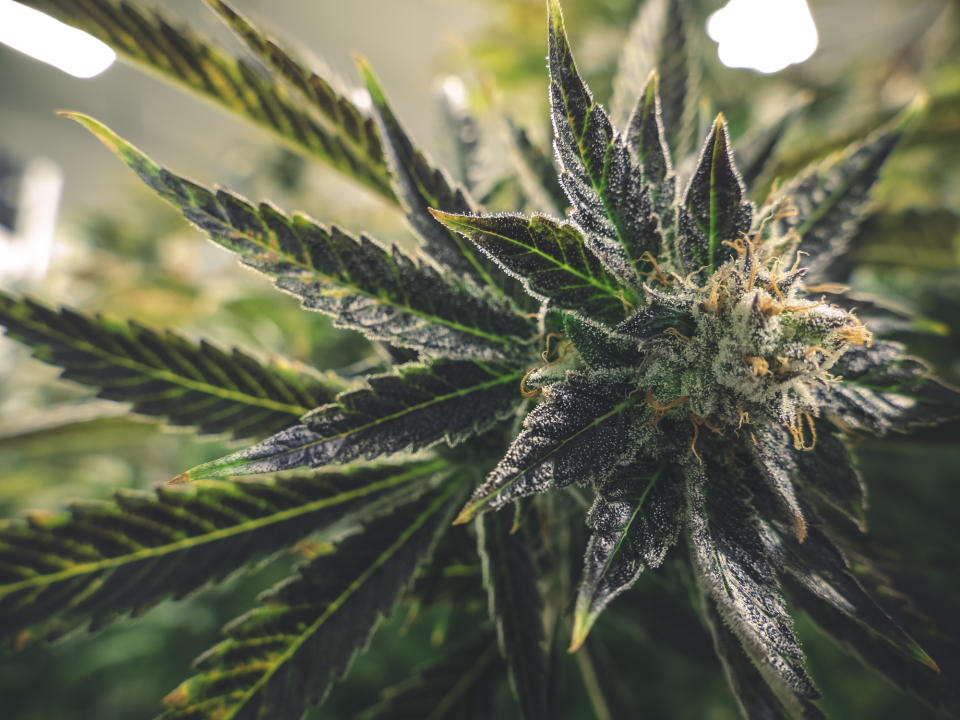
top-left (787, 411), bottom-right (818, 451)
top-left (663, 327), bottom-right (691, 343)
top-left (637, 251), bottom-right (671, 286)
top-left (805, 283), bottom-right (851, 294)
top-left (689, 413), bottom-right (723, 463)
top-left (747, 356), bottom-right (770, 376)
top-left (838, 323), bottom-right (873, 347)
top-left (520, 367), bottom-right (542, 399)
top-left (644, 390), bottom-right (689, 430)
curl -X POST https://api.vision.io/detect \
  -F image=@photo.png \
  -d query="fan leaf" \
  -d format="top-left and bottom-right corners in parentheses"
top-left (430, 211), bottom-right (624, 322)
top-left (361, 631), bottom-right (503, 720)
top-left (766, 114), bottom-right (915, 278)
top-left (548, 0), bottom-right (662, 290)
top-left (820, 341), bottom-right (960, 435)
top-left (160, 483), bottom-right (463, 720)
top-left (0, 461), bottom-right (443, 640)
top-left (570, 460), bottom-right (683, 651)
top-left (66, 113), bottom-right (534, 361)
top-left (0, 292), bottom-right (336, 439)
top-left (477, 512), bottom-right (548, 720)
top-left (184, 359), bottom-right (524, 480)
top-left (455, 372), bottom-right (638, 524)
top-left (685, 457), bottom-right (821, 715)
top-left (21, 0), bottom-right (395, 202)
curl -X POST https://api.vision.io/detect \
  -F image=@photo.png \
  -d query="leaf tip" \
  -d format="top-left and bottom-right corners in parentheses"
top-left (451, 505), bottom-right (475, 526)
top-left (568, 611), bottom-right (592, 653)
top-left (168, 471), bottom-right (191, 485)
top-left (163, 682), bottom-right (190, 708)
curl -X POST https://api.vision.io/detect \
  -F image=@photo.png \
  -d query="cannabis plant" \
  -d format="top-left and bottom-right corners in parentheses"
top-left (3, 0), bottom-right (959, 718)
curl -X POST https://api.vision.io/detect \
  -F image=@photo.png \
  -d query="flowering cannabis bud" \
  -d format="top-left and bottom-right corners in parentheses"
top-left (1, 0), bottom-right (958, 718)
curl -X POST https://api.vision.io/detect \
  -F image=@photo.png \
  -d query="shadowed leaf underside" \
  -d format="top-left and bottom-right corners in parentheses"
top-left (161, 485), bottom-right (461, 720)
top-left (0, 292), bottom-right (335, 439)
top-left (0, 461), bottom-right (443, 640)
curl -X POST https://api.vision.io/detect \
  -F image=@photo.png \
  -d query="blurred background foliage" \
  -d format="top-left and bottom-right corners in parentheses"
top-left (1, 0), bottom-right (959, 718)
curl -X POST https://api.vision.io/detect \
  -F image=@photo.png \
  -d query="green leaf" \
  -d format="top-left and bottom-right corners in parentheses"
top-left (786, 578), bottom-right (959, 715)
top-left (160, 483), bottom-right (462, 720)
top-left (0, 292), bottom-right (335, 440)
top-left (570, 460), bottom-right (683, 652)
top-left (563, 314), bottom-right (637, 370)
top-left (478, 512), bottom-right (548, 720)
top-left (430, 211), bottom-right (625, 322)
top-left (0, 461), bottom-right (443, 640)
top-left (747, 424), bottom-right (808, 542)
top-left (356, 57), bottom-right (534, 312)
top-left (685, 457), bottom-right (821, 716)
top-left (65, 113), bottom-right (534, 361)
top-left (625, 71), bottom-right (676, 217)
top-left (455, 372), bottom-right (638, 524)
top-left (770, 522), bottom-right (938, 675)
top-left (610, 0), bottom-right (696, 155)
top-left (792, 420), bottom-right (867, 532)
top-left (548, 0), bottom-right (662, 290)
top-left (820, 341), bottom-right (960, 435)
top-left (701, 593), bottom-right (821, 720)
top-left (676, 115), bottom-right (753, 274)
top-left (185, 359), bottom-right (524, 480)
top-left (767, 123), bottom-right (909, 279)
top-left (814, 291), bottom-right (948, 338)
top-left (21, 0), bottom-right (396, 202)
top-left (360, 631), bottom-right (504, 720)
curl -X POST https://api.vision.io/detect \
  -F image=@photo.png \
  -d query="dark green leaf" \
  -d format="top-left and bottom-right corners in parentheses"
top-left (611, 0), bottom-right (696, 155)
top-left (817, 290), bottom-right (947, 338)
top-left (747, 424), bottom-right (808, 542)
top-left (455, 372), bottom-right (638, 524)
top-left (626, 71), bottom-right (676, 217)
top-left (792, 420), bottom-right (867, 532)
top-left (357, 58), bottom-right (534, 312)
top-left (0, 461), bottom-right (443, 640)
top-left (821, 341), bottom-right (960, 435)
top-left (0, 292), bottom-right (335, 439)
top-left (478, 512), bottom-right (547, 720)
top-left (786, 577), bottom-right (960, 716)
top-left (67, 113), bottom-right (534, 361)
top-left (548, 0), bottom-right (662, 289)
top-left (431, 211), bottom-right (624, 321)
top-left (360, 631), bottom-right (503, 720)
top-left (185, 359), bottom-right (524, 480)
top-left (770, 522), bottom-right (938, 675)
top-left (767, 116), bottom-right (914, 278)
top-left (701, 593), bottom-right (821, 720)
top-left (685, 457), bottom-right (821, 715)
top-left (563, 313), bottom-right (637, 370)
top-left (571, 460), bottom-right (683, 651)
top-left (160, 483), bottom-right (462, 720)
top-left (21, 0), bottom-right (395, 202)
top-left (676, 116), bottom-right (753, 274)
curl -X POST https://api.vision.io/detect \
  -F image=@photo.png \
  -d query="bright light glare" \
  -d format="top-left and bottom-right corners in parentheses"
top-left (0, 0), bottom-right (115, 78)
top-left (707, 0), bottom-right (818, 74)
